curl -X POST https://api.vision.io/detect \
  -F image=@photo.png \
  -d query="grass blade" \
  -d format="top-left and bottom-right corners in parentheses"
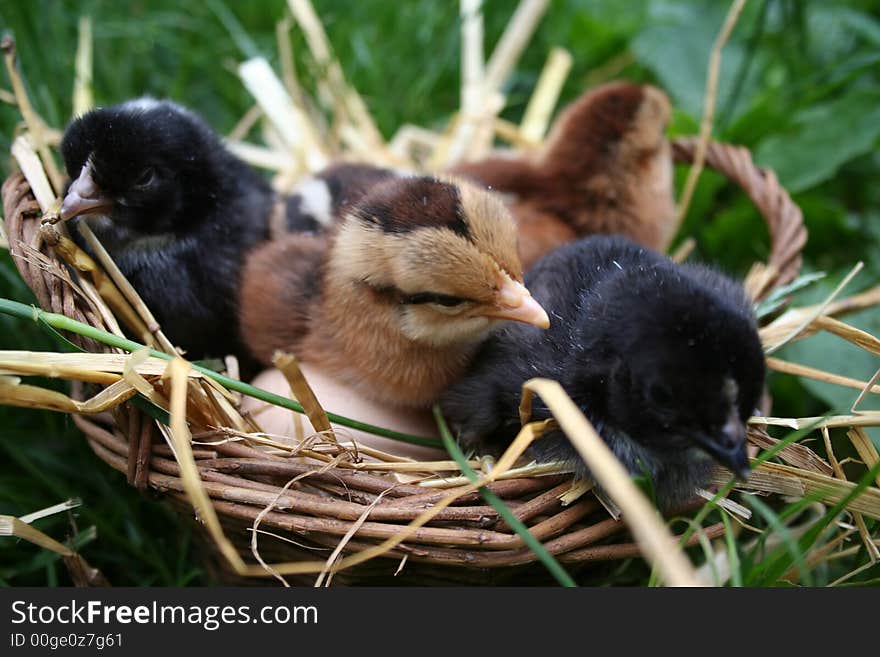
top-left (755, 457), bottom-right (880, 585)
top-left (0, 297), bottom-right (441, 447)
top-left (433, 405), bottom-right (577, 587)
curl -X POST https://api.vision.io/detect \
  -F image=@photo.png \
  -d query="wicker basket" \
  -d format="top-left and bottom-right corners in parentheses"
top-left (1, 137), bottom-right (807, 585)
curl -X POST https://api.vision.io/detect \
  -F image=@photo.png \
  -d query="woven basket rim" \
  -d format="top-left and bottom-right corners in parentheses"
top-left (1, 136), bottom-right (808, 583)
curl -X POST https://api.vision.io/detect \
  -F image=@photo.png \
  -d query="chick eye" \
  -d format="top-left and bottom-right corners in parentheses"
top-left (134, 167), bottom-right (156, 188)
top-left (433, 296), bottom-right (466, 307)
top-left (646, 382), bottom-right (673, 407)
top-left (402, 292), bottom-right (467, 307)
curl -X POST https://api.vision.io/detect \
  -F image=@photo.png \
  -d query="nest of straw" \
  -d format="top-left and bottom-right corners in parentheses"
top-left (2, 2), bottom-right (880, 586)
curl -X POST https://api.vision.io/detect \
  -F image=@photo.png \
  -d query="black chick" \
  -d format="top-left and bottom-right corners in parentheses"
top-left (59, 97), bottom-right (309, 367)
top-left (278, 161), bottom-right (400, 235)
top-left (439, 236), bottom-right (766, 508)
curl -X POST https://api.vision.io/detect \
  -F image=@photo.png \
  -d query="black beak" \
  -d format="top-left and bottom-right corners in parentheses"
top-left (691, 410), bottom-right (751, 480)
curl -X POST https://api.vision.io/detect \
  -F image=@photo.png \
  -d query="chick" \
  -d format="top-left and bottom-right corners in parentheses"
top-left (439, 236), bottom-right (765, 508)
top-left (279, 161), bottom-right (400, 234)
top-left (59, 97), bottom-right (279, 364)
top-left (239, 174), bottom-right (550, 408)
top-left (452, 82), bottom-right (675, 269)
top-left (59, 100), bottom-right (379, 366)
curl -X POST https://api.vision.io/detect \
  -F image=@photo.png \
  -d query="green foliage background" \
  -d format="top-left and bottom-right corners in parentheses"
top-left (0, 0), bottom-right (878, 585)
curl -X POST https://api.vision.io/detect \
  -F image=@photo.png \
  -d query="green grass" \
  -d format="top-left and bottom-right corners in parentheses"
top-left (1, 0), bottom-right (879, 586)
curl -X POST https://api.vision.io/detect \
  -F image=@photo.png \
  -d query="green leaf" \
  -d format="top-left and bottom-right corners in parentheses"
top-left (810, 6), bottom-right (880, 53)
top-left (754, 271), bottom-right (827, 320)
top-left (631, 2), bottom-right (764, 123)
top-left (753, 89), bottom-right (880, 192)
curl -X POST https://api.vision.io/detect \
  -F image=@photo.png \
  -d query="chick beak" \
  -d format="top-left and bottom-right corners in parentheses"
top-left (60, 164), bottom-right (113, 221)
top-left (692, 409), bottom-right (751, 480)
top-left (483, 274), bottom-right (551, 329)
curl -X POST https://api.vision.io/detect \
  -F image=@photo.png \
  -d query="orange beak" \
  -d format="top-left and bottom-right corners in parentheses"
top-left (483, 273), bottom-right (550, 329)
top-left (60, 163), bottom-right (113, 221)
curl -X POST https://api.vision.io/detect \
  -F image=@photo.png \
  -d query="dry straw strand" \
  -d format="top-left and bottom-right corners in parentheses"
top-left (273, 351), bottom-right (334, 438)
top-left (746, 426), bottom-right (832, 475)
top-left (520, 378), bottom-right (704, 587)
top-left (314, 486), bottom-right (394, 587)
top-left (519, 47), bottom-right (573, 145)
top-left (287, 0), bottom-right (385, 156)
top-left (11, 135), bottom-right (56, 212)
top-left (0, 503), bottom-right (108, 586)
top-left (19, 498), bottom-right (81, 524)
top-left (483, 0), bottom-right (550, 97)
top-left (2, 38), bottom-right (64, 194)
top-left (764, 262), bottom-right (864, 354)
top-left (446, 0), bottom-right (485, 165)
top-left (446, 0), bottom-right (550, 163)
top-left (714, 460), bottom-right (880, 519)
top-left (850, 365), bottom-right (880, 413)
top-left (0, 213), bottom-right (8, 250)
top-left (72, 17), bottom-right (94, 117)
top-left (0, 515), bottom-right (75, 556)
top-left (238, 57), bottom-right (328, 173)
top-left (754, 413), bottom-right (880, 431)
top-left (0, 376), bottom-right (138, 414)
top-left (165, 357), bottom-right (250, 574)
top-left (822, 428), bottom-right (879, 561)
top-left (847, 428), bottom-right (880, 488)
top-left (74, 223), bottom-right (177, 353)
top-left (674, 0), bottom-right (747, 226)
top-left (765, 357), bottom-right (880, 398)
top-left (460, 0), bottom-right (485, 115)
top-left (670, 237), bottom-right (696, 263)
top-left (275, 15), bottom-right (301, 101)
top-left (226, 104), bottom-right (263, 143)
top-left (43, 226), bottom-right (156, 346)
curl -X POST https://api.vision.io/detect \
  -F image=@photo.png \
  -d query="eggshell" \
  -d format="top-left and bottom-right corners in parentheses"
top-left (241, 364), bottom-right (447, 461)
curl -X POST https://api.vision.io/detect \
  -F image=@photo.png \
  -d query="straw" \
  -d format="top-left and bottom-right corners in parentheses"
top-left (519, 47), bottom-right (573, 145)
top-left (238, 57), bottom-right (328, 173)
top-left (0, 501), bottom-right (108, 586)
top-left (674, 0), bottom-right (747, 226)
top-left (0, 297), bottom-right (442, 447)
top-left (72, 17), bottom-right (93, 117)
top-left (520, 378), bottom-right (704, 586)
top-left (1, 37), bottom-right (64, 194)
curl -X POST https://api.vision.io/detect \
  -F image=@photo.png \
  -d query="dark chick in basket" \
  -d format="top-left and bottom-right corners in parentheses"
top-left (451, 82), bottom-right (676, 270)
top-left (240, 174), bottom-right (550, 408)
top-left (59, 98), bottom-right (383, 366)
top-left (439, 235), bottom-right (765, 508)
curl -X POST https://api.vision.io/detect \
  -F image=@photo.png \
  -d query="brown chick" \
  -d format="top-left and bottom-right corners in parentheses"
top-left (239, 174), bottom-right (550, 408)
top-left (245, 162), bottom-right (404, 341)
top-left (451, 81), bottom-right (675, 269)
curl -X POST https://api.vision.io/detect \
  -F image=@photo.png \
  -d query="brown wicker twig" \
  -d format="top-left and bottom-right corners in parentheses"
top-left (672, 138), bottom-right (807, 299)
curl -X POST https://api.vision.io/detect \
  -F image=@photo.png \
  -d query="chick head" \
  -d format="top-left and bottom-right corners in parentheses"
top-left (331, 175), bottom-right (550, 346)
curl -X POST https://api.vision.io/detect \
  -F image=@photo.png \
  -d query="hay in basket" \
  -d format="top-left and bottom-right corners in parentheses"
top-left (2, 0), bottom-right (880, 586)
